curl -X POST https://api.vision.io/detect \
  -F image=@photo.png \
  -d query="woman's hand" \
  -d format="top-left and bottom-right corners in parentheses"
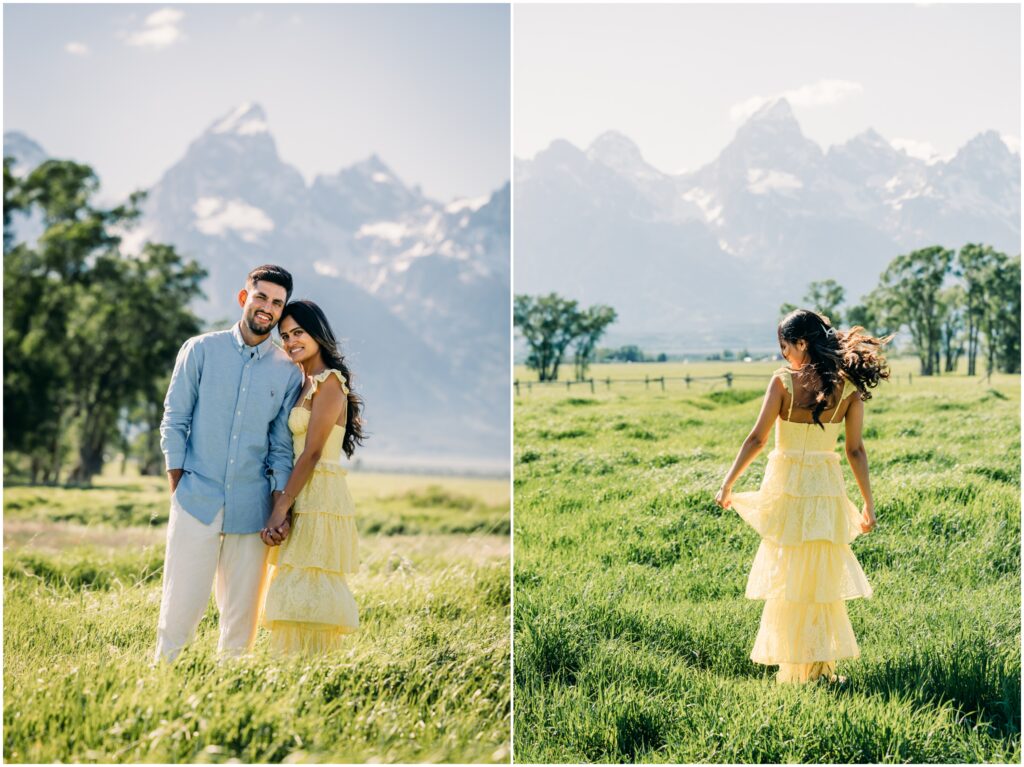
top-left (260, 501), bottom-right (292, 546)
top-left (860, 504), bottom-right (877, 534)
top-left (715, 484), bottom-right (733, 510)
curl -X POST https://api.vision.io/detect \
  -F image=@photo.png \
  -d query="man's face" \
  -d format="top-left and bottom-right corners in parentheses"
top-left (239, 280), bottom-right (288, 336)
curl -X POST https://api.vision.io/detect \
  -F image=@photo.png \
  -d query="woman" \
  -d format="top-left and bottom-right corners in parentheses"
top-left (259, 299), bottom-right (366, 654)
top-left (715, 309), bottom-right (890, 683)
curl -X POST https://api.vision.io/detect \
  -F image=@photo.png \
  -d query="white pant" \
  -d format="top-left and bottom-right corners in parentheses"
top-left (153, 499), bottom-right (268, 663)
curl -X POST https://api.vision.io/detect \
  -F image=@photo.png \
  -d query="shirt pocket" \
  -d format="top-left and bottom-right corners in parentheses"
top-left (254, 380), bottom-right (287, 424)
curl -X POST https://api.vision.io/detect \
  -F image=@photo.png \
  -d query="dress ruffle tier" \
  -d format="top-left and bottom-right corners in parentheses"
top-left (259, 373), bottom-right (359, 654)
top-left (732, 370), bottom-right (871, 683)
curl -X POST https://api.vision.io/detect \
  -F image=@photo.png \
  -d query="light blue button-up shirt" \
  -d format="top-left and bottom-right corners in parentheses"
top-left (160, 323), bottom-right (304, 534)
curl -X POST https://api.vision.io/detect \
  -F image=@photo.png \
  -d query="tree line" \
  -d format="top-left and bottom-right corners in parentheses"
top-left (784, 244), bottom-right (1020, 377)
top-left (4, 158), bottom-right (206, 485)
top-left (513, 294), bottom-right (617, 381)
top-left (516, 243), bottom-right (1019, 384)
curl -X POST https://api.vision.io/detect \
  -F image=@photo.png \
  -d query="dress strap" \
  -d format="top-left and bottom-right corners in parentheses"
top-left (303, 369), bottom-right (350, 402)
top-left (774, 367), bottom-right (794, 420)
top-left (828, 377), bottom-right (857, 423)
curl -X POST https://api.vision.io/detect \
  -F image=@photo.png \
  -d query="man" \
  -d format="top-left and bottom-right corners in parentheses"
top-left (154, 265), bottom-right (304, 663)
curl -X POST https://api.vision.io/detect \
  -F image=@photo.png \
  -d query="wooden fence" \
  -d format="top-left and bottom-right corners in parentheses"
top-left (514, 371), bottom-right (914, 396)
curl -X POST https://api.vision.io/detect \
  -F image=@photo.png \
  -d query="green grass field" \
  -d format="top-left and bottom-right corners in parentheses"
top-left (4, 469), bottom-right (510, 763)
top-left (513, 359), bottom-right (1020, 763)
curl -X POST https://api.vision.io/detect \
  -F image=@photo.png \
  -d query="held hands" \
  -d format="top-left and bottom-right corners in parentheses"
top-left (860, 504), bottom-right (877, 534)
top-left (260, 491), bottom-right (293, 546)
top-left (714, 484), bottom-right (733, 510)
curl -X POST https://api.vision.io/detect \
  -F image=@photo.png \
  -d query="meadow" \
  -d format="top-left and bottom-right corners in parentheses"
top-left (4, 469), bottom-right (510, 763)
top-left (514, 359), bottom-right (1020, 763)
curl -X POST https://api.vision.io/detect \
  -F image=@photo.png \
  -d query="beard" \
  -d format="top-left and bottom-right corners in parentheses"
top-left (245, 309), bottom-right (275, 335)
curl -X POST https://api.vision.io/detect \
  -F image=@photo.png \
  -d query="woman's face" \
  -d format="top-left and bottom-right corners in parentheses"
top-left (779, 336), bottom-right (809, 369)
top-left (279, 316), bottom-right (320, 366)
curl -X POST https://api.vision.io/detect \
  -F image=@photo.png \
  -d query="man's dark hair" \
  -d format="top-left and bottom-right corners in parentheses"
top-left (247, 265), bottom-right (293, 302)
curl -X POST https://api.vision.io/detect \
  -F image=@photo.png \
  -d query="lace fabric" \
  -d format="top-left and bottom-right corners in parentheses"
top-left (734, 367), bottom-right (871, 682)
top-left (259, 374), bottom-right (359, 653)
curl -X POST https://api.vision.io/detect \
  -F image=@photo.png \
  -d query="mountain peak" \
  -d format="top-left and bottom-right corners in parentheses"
top-left (208, 102), bottom-right (269, 136)
top-left (849, 128), bottom-right (890, 148)
top-left (587, 130), bottom-right (647, 171)
top-left (749, 97), bottom-right (796, 124)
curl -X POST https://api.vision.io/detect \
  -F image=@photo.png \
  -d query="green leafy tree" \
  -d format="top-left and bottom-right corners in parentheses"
top-left (938, 285), bottom-right (966, 373)
top-left (874, 246), bottom-right (954, 376)
top-left (514, 293), bottom-right (580, 381)
top-left (779, 279), bottom-right (846, 325)
top-left (572, 305), bottom-right (617, 380)
top-left (3, 158), bottom-right (205, 484)
top-left (958, 243), bottom-right (998, 376)
top-left (804, 279), bottom-right (846, 326)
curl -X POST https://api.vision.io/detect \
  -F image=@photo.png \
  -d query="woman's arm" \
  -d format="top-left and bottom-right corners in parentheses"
top-left (843, 395), bottom-right (876, 532)
top-left (715, 376), bottom-right (784, 509)
top-left (262, 375), bottom-right (347, 544)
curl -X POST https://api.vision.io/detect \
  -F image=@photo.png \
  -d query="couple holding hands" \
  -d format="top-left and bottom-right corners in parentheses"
top-left (153, 264), bottom-right (365, 663)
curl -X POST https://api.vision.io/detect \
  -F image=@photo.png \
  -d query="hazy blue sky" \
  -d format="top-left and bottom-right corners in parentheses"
top-left (4, 4), bottom-right (510, 203)
top-left (515, 4), bottom-right (1021, 170)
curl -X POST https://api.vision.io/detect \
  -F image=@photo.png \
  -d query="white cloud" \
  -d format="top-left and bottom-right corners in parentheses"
top-left (1001, 134), bottom-right (1021, 154)
top-left (126, 7), bottom-right (184, 50)
top-left (193, 197), bottom-right (274, 242)
top-left (730, 79), bottom-right (864, 121)
top-left (65, 42), bottom-right (90, 56)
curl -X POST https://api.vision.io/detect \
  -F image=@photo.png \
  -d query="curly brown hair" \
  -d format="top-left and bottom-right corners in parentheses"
top-left (778, 308), bottom-right (893, 428)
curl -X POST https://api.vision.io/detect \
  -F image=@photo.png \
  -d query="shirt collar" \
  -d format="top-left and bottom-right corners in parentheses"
top-left (231, 322), bottom-right (274, 359)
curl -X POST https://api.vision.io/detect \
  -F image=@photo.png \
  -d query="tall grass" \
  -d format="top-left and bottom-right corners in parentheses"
top-left (4, 473), bottom-right (510, 763)
top-left (514, 361), bottom-right (1020, 763)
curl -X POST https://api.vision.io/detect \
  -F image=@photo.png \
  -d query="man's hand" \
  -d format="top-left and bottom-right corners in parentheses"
top-left (261, 492), bottom-right (293, 546)
top-left (167, 468), bottom-right (184, 493)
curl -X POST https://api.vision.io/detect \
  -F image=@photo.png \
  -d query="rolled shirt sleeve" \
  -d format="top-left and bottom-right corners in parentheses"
top-left (266, 366), bottom-right (303, 492)
top-left (160, 337), bottom-right (203, 472)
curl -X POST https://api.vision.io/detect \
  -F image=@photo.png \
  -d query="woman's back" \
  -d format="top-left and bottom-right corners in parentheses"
top-left (772, 367), bottom-right (857, 454)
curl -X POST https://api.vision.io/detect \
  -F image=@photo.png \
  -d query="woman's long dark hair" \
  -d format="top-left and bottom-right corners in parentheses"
top-left (778, 308), bottom-right (892, 428)
top-left (281, 300), bottom-right (366, 458)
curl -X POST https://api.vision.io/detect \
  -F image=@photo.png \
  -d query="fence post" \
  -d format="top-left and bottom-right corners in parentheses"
top-left (566, 380), bottom-right (571, 391)
top-left (606, 377), bottom-right (611, 390)
top-left (660, 377), bottom-right (665, 391)
top-left (685, 375), bottom-right (691, 389)
top-left (527, 382), bottom-right (532, 393)
top-left (908, 372), bottom-right (912, 385)
top-left (725, 372), bottom-right (733, 388)
top-left (590, 378), bottom-right (595, 394)
top-left (645, 375), bottom-right (650, 389)
top-left (514, 380), bottom-right (519, 397)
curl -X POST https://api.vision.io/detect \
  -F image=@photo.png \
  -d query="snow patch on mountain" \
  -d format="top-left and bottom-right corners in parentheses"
top-left (211, 102), bottom-right (269, 136)
top-left (356, 220), bottom-right (409, 244)
top-left (746, 168), bottom-right (803, 195)
top-left (192, 197), bottom-right (274, 242)
top-left (445, 195), bottom-right (490, 214)
top-left (681, 187), bottom-right (723, 224)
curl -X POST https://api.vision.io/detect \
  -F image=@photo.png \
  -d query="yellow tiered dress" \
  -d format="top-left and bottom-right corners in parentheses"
top-left (731, 367), bottom-right (872, 683)
top-left (260, 369), bottom-right (359, 654)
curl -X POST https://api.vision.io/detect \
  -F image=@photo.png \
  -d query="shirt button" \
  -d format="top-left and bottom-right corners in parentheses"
top-left (237, 410), bottom-right (241, 415)
top-left (242, 387), bottom-right (246, 392)
top-left (233, 435), bottom-right (238, 440)
top-left (230, 459), bottom-right (234, 464)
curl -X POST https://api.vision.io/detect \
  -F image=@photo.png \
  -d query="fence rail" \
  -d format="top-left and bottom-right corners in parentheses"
top-left (514, 371), bottom-right (913, 395)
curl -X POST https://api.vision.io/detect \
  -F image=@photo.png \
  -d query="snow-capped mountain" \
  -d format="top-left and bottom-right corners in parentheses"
top-left (4, 103), bottom-right (510, 470)
top-left (515, 98), bottom-right (1020, 347)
